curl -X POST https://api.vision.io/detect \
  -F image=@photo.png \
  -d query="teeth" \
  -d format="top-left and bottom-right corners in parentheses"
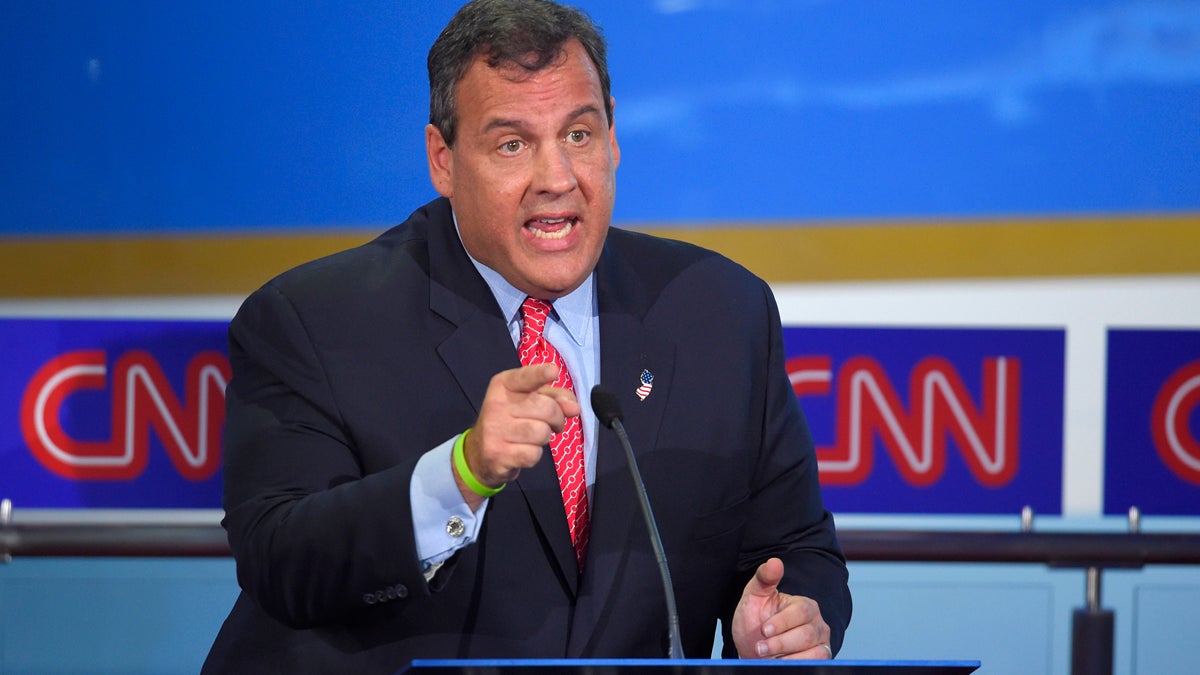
top-left (529, 219), bottom-right (574, 240)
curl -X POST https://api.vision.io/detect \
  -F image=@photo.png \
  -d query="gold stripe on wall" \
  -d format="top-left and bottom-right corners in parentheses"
top-left (0, 231), bottom-right (378, 298)
top-left (640, 215), bottom-right (1200, 283)
top-left (1, 214), bottom-right (1197, 298)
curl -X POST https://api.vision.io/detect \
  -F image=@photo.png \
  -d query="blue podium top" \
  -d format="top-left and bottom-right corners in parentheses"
top-left (399, 659), bottom-right (980, 674)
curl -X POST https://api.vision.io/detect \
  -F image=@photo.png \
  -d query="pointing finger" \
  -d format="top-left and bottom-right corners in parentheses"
top-left (503, 363), bottom-right (559, 394)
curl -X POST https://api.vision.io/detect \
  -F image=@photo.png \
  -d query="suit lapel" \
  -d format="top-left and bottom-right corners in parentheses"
top-left (426, 198), bottom-right (514, 413)
top-left (425, 200), bottom-right (580, 594)
top-left (570, 235), bottom-right (677, 655)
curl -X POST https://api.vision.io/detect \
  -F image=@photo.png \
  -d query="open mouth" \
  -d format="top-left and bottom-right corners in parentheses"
top-left (526, 217), bottom-right (577, 240)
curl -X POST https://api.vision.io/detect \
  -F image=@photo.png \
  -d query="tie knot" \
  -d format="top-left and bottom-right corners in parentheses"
top-left (521, 297), bottom-right (553, 336)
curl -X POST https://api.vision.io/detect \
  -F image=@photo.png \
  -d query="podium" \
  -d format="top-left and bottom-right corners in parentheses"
top-left (398, 659), bottom-right (980, 674)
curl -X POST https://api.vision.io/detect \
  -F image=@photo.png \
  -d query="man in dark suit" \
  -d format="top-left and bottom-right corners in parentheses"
top-left (203, 0), bottom-right (850, 671)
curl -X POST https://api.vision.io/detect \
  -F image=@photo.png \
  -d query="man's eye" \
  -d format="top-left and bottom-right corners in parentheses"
top-left (567, 130), bottom-right (589, 144)
top-left (500, 140), bottom-right (523, 154)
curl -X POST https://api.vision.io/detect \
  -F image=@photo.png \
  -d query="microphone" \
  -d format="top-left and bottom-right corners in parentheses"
top-left (591, 385), bottom-right (685, 659)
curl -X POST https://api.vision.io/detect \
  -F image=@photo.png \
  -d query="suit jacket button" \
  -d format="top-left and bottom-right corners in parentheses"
top-left (446, 516), bottom-right (465, 538)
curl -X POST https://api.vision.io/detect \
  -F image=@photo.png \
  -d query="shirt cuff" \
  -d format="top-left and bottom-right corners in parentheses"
top-left (410, 434), bottom-right (488, 573)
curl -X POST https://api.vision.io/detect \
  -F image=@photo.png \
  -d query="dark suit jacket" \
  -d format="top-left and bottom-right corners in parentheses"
top-left (203, 197), bottom-right (850, 672)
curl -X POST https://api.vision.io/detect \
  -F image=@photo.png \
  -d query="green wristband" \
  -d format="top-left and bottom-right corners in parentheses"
top-left (452, 429), bottom-right (505, 498)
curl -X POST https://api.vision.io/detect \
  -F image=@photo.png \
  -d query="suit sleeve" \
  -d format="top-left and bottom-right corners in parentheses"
top-left (221, 283), bottom-right (435, 629)
top-left (722, 279), bottom-right (852, 656)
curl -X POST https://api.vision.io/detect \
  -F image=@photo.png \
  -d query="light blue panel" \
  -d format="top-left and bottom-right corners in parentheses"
top-left (3, 557), bottom-right (1199, 673)
top-left (0, 558), bottom-right (239, 675)
top-left (840, 561), bottom-right (1200, 675)
top-left (1114, 569), bottom-right (1200, 674)
top-left (839, 562), bottom-right (1079, 674)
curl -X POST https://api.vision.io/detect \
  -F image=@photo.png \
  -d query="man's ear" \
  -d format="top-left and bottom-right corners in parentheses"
top-left (426, 124), bottom-right (453, 198)
top-left (608, 97), bottom-right (620, 170)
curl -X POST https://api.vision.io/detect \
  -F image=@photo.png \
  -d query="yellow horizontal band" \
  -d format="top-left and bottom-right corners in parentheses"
top-left (2, 214), bottom-right (1197, 298)
top-left (641, 213), bottom-right (1200, 284)
top-left (0, 230), bottom-right (377, 298)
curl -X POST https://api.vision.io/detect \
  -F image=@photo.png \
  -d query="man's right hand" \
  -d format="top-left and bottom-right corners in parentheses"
top-left (454, 363), bottom-right (580, 509)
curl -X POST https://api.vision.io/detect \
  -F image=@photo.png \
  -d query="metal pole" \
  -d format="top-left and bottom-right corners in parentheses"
top-left (1071, 566), bottom-right (1114, 675)
top-left (0, 499), bottom-right (11, 563)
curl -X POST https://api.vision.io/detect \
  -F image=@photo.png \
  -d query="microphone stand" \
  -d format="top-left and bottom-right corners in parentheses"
top-left (593, 386), bottom-right (685, 659)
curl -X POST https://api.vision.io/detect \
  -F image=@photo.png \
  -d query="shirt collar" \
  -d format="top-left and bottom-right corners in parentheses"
top-left (452, 211), bottom-right (594, 347)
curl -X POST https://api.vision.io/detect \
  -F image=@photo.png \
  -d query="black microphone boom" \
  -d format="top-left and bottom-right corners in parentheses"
top-left (590, 385), bottom-right (685, 659)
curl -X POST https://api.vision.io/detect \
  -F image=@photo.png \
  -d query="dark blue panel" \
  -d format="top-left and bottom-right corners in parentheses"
top-left (0, 318), bottom-right (228, 508)
top-left (1105, 329), bottom-right (1200, 515)
top-left (1, 1), bottom-right (1198, 234)
top-left (783, 326), bottom-right (1065, 515)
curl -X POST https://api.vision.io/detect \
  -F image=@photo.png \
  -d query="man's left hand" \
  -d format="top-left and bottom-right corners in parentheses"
top-left (730, 557), bottom-right (833, 660)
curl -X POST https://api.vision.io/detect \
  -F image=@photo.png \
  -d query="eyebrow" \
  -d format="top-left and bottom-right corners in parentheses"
top-left (482, 104), bottom-right (605, 136)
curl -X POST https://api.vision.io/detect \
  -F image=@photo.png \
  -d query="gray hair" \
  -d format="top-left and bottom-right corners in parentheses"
top-left (428, 0), bottom-right (612, 147)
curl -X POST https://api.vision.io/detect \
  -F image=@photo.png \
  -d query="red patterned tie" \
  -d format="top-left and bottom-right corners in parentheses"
top-left (518, 297), bottom-right (590, 571)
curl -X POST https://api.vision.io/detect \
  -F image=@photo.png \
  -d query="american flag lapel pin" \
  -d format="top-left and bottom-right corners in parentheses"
top-left (636, 369), bottom-right (654, 401)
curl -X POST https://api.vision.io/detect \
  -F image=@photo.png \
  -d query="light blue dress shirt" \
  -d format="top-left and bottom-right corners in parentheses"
top-left (409, 226), bottom-right (600, 575)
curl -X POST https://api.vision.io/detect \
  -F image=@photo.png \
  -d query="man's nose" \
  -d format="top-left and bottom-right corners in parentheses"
top-left (532, 144), bottom-right (578, 195)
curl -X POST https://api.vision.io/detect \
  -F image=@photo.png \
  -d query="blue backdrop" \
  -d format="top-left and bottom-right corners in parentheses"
top-left (3, 0), bottom-right (1198, 235)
